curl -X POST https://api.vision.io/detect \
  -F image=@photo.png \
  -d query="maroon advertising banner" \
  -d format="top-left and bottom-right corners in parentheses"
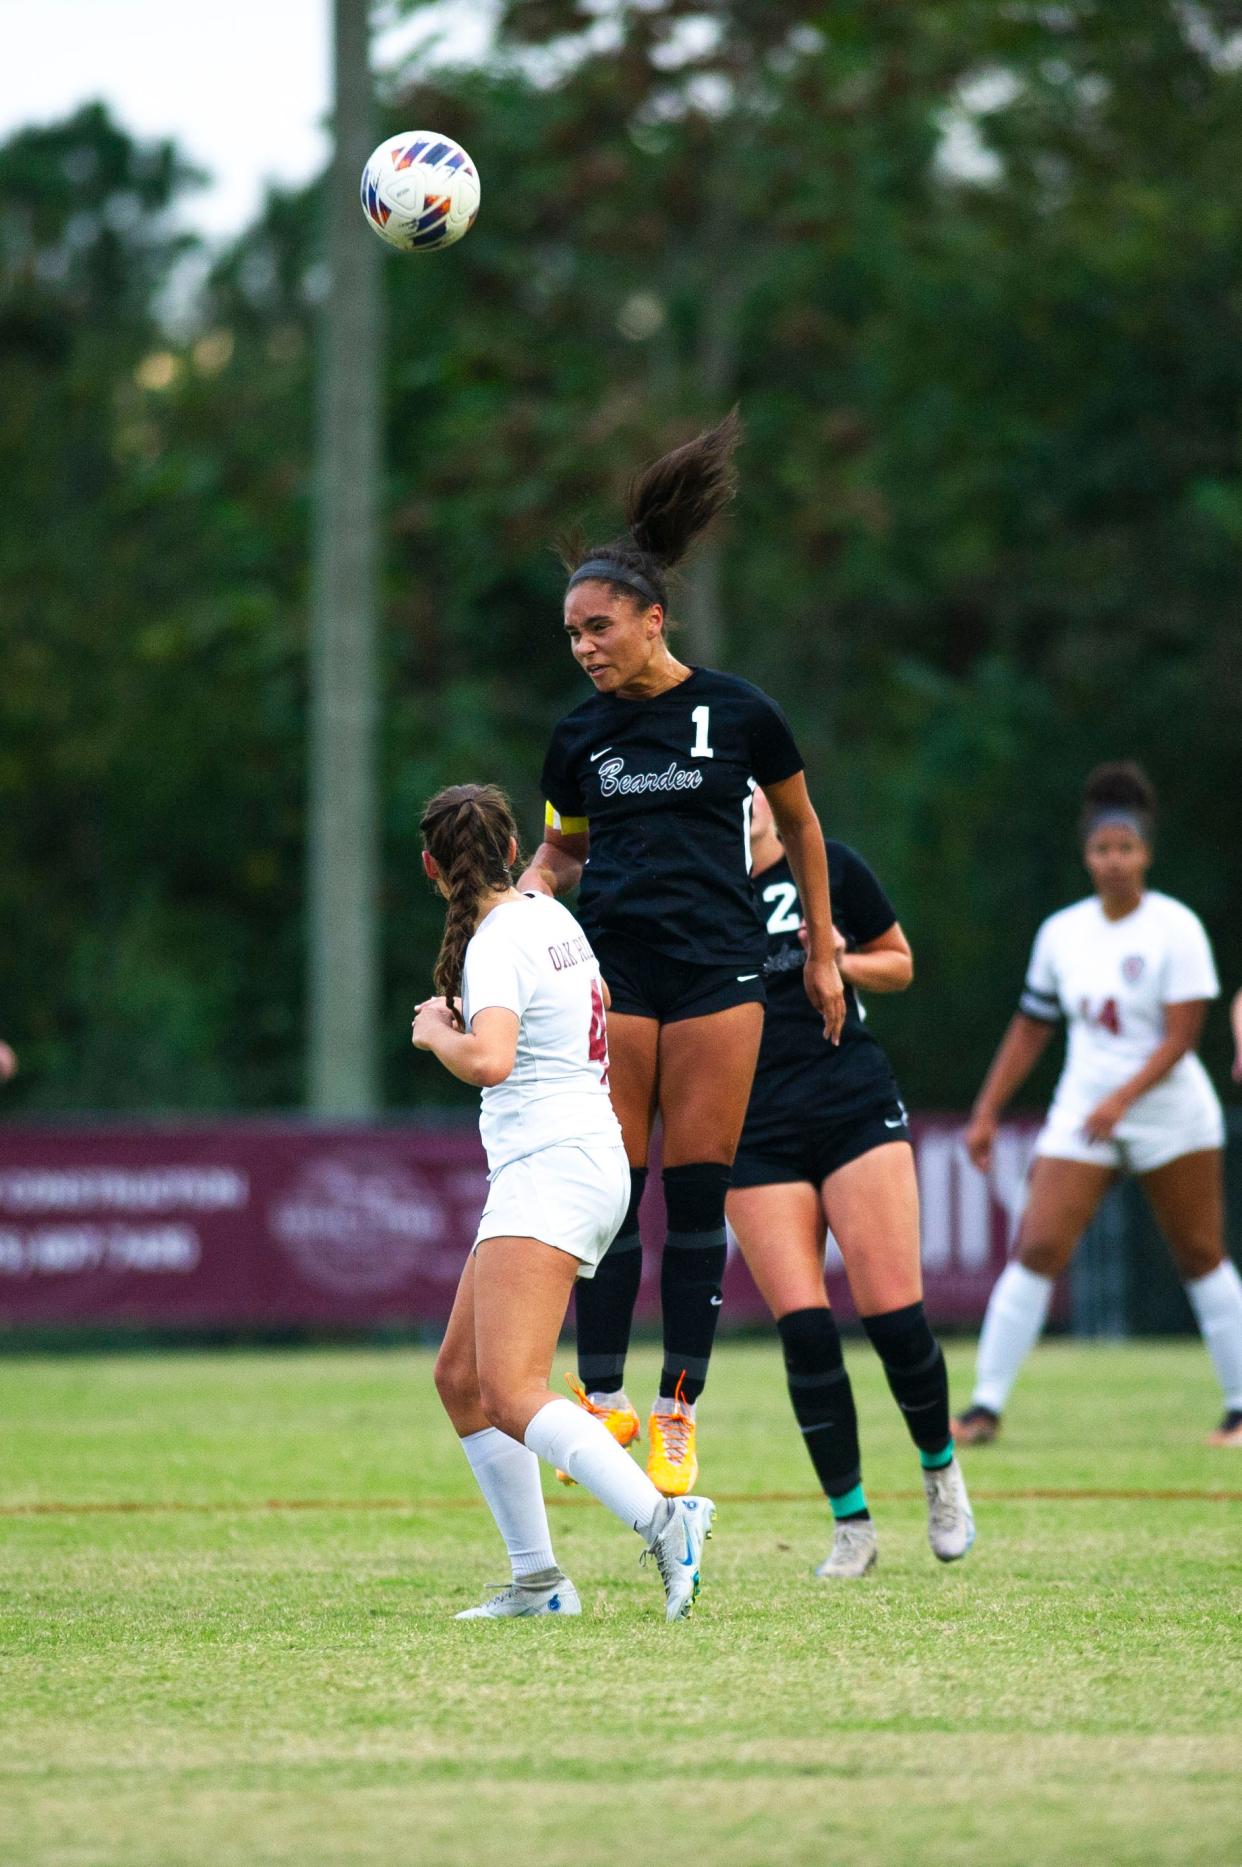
top-left (0, 1118), bottom-right (1041, 1331)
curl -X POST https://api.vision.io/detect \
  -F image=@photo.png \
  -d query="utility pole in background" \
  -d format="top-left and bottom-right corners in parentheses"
top-left (306, 0), bottom-right (382, 1113)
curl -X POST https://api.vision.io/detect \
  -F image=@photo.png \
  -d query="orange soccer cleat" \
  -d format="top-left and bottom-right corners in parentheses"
top-left (555, 1374), bottom-right (641, 1485)
top-left (646, 1372), bottom-right (699, 1497)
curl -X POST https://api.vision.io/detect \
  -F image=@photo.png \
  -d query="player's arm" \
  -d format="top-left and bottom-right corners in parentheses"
top-left (411, 1001), bottom-right (519, 1087)
top-left (964, 1014), bottom-right (1057, 1172)
top-left (1082, 999), bottom-right (1208, 1142)
top-left (517, 809), bottom-right (589, 899)
top-left (838, 923), bottom-right (913, 994)
top-left (1231, 987), bottom-right (1242, 1083)
top-left (764, 772), bottom-right (845, 1043)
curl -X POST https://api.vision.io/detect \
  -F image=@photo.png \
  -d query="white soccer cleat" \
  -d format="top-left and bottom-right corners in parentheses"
top-left (642, 1495), bottom-right (716, 1621)
top-left (814, 1520), bottom-right (878, 1580)
top-left (454, 1576), bottom-right (581, 1620)
top-left (923, 1457), bottom-right (976, 1562)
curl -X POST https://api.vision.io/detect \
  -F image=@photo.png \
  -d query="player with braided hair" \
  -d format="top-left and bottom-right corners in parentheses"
top-left (519, 410), bottom-right (845, 1495)
top-left (414, 784), bottom-right (716, 1621)
top-left (955, 762), bottom-right (1242, 1449)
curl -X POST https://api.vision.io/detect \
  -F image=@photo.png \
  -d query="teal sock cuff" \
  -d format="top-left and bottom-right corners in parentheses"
top-left (829, 1482), bottom-right (868, 1519)
top-left (919, 1441), bottom-right (954, 1471)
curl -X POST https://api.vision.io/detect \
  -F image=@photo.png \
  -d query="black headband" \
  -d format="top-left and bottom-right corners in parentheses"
top-left (566, 557), bottom-right (664, 609)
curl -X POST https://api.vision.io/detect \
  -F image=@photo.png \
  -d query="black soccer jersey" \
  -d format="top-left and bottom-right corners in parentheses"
top-left (540, 667), bottom-right (803, 968)
top-left (741, 839), bottom-right (902, 1135)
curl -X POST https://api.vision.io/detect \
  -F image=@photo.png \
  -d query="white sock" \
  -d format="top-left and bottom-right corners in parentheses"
top-left (973, 1261), bottom-right (1054, 1415)
top-left (459, 1426), bottom-right (557, 1579)
top-left (1185, 1260), bottom-right (1242, 1411)
top-left (524, 1397), bottom-right (665, 1537)
top-left (654, 1395), bottom-right (696, 1420)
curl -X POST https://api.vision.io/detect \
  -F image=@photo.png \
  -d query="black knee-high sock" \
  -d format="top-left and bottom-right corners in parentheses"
top-left (574, 1168), bottom-right (646, 1395)
top-left (862, 1301), bottom-right (953, 1464)
top-left (659, 1162), bottom-right (730, 1404)
top-left (777, 1307), bottom-right (869, 1519)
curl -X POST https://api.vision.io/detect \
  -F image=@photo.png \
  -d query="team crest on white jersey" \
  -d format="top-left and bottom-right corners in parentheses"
top-left (1122, 954), bottom-right (1146, 983)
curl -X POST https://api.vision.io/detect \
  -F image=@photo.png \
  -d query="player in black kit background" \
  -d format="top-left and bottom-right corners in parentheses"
top-left (518, 410), bottom-right (845, 1496)
top-left (726, 788), bottom-right (975, 1577)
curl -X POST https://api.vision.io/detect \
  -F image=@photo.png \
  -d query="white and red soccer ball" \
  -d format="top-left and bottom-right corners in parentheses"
top-left (360, 132), bottom-right (480, 254)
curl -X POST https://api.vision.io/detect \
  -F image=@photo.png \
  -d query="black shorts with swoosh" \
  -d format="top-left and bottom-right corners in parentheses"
top-left (594, 929), bottom-right (766, 1024)
top-left (731, 1092), bottom-right (911, 1189)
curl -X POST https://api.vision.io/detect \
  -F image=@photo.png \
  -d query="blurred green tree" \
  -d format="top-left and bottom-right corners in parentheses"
top-left (2, 2), bottom-right (1241, 1116)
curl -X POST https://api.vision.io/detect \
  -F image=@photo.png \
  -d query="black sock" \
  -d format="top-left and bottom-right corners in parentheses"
top-left (659, 1162), bottom-right (730, 1404)
top-left (574, 1168), bottom-right (646, 1394)
top-left (777, 1307), bottom-right (869, 1518)
top-left (862, 1301), bottom-right (952, 1462)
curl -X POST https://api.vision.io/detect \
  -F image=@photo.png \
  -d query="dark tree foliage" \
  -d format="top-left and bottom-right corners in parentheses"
top-left (1, 4), bottom-right (1240, 1115)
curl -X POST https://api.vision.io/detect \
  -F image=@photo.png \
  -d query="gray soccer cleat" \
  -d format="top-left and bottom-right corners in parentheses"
top-left (923, 1457), bottom-right (976, 1562)
top-left (814, 1519), bottom-right (878, 1580)
top-left (642, 1495), bottom-right (716, 1620)
top-left (454, 1576), bottom-right (581, 1620)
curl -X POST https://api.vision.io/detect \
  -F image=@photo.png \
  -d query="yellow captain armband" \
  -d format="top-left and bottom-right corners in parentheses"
top-left (545, 801), bottom-right (588, 834)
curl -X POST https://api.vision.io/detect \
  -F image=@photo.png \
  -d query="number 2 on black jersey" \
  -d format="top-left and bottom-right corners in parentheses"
top-left (763, 880), bottom-right (801, 935)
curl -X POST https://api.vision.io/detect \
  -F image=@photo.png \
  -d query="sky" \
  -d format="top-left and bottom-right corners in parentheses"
top-left (0, 0), bottom-right (491, 244)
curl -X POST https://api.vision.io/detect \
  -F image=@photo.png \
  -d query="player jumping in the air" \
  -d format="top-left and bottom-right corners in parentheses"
top-left (955, 763), bottom-right (1242, 1450)
top-left (518, 411), bottom-right (845, 1496)
top-left (726, 789), bottom-right (974, 1577)
top-left (414, 784), bottom-right (715, 1621)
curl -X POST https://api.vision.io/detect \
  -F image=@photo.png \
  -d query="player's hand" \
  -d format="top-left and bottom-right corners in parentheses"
top-left (1082, 1091), bottom-right (1129, 1142)
top-left (800, 922), bottom-right (847, 960)
top-left (411, 998), bottom-right (457, 1050)
top-left (963, 1111), bottom-right (997, 1173)
top-left (0, 1041), bottom-right (17, 1083)
top-left (804, 957), bottom-right (845, 1045)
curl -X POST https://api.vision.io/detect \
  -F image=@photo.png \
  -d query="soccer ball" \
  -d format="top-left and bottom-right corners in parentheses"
top-left (359, 132), bottom-right (480, 253)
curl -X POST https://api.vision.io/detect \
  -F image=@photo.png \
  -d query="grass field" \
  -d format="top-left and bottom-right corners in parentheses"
top-left (1, 1338), bottom-right (1240, 1867)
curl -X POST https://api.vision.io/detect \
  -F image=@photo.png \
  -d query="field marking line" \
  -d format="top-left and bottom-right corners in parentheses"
top-left (1, 1486), bottom-right (1239, 1517)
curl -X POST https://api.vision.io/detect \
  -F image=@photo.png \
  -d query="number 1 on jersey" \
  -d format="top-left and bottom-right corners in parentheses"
top-left (690, 704), bottom-right (714, 759)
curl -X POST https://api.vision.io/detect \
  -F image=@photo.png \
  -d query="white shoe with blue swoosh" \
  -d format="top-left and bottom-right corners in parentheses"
top-left (455, 1576), bottom-right (582, 1619)
top-left (643, 1495), bottom-right (716, 1620)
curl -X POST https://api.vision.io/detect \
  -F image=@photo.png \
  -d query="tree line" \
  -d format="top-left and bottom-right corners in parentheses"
top-left (2, 0), bottom-right (1241, 1118)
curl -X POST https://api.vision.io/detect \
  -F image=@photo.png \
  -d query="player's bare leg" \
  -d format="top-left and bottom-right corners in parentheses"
top-left (474, 1235), bottom-right (714, 1620)
top-left (434, 1253), bottom-right (573, 1619)
top-left (822, 1143), bottom-right (971, 1559)
top-left (1141, 1149), bottom-right (1242, 1443)
top-left (564, 1011), bottom-right (657, 1452)
top-left (957, 1156), bottom-right (1116, 1441)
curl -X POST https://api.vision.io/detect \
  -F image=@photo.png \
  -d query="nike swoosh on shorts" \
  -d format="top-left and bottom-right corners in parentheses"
top-left (589, 747), bottom-right (613, 762)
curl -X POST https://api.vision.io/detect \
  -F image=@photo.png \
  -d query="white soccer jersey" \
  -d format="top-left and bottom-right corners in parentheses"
top-left (1019, 890), bottom-right (1220, 1102)
top-left (461, 893), bottom-right (623, 1174)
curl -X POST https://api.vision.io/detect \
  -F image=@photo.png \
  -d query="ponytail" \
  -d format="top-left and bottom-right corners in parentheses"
top-left (419, 784), bottom-right (519, 1021)
top-left (561, 408), bottom-right (742, 616)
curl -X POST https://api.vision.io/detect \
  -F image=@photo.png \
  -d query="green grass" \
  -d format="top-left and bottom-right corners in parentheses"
top-left (1, 1339), bottom-right (1239, 1866)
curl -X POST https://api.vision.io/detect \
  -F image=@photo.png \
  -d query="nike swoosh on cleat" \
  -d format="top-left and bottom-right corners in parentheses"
top-left (681, 1526), bottom-right (696, 1566)
top-left (589, 746), bottom-right (613, 761)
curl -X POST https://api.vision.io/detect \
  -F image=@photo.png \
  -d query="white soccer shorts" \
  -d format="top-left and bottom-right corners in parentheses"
top-left (474, 1142), bottom-right (630, 1277)
top-left (1035, 1056), bottom-right (1225, 1176)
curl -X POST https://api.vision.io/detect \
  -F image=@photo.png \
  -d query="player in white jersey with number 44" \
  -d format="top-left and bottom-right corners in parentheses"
top-left (413, 783), bottom-right (716, 1621)
top-left (955, 762), bottom-right (1242, 1449)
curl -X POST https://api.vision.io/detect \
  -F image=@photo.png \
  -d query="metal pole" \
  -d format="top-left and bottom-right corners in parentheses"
top-left (306, 0), bottom-right (382, 1113)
